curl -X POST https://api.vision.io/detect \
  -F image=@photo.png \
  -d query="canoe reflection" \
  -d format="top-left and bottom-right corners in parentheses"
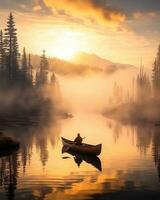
top-left (62, 147), bottom-right (102, 171)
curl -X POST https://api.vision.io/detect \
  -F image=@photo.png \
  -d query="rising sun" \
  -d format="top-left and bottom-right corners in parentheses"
top-left (50, 29), bottom-right (81, 60)
top-left (54, 46), bottom-right (77, 60)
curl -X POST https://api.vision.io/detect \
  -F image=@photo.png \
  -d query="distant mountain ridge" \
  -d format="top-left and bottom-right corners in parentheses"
top-left (71, 52), bottom-right (135, 70)
top-left (71, 52), bottom-right (112, 68)
top-left (30, 52), bottom-right (135, 76)
top-left (30, 54), bottom-right (104, 75)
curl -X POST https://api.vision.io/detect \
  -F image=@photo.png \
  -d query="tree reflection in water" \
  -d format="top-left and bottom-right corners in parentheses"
top-left (109, 119), bottom-right (160, 183)
top-left (152, 126), bottom-right (160, 181)
top-left (0, 114), bottom-right (61, 200)
top-left (0, 149), bottom-right (19, 200)
top-left (2, 118), bottom-right (160, 200)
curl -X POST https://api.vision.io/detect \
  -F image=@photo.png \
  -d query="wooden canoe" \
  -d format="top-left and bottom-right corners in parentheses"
top-left (61, 137), bottom-right (102, 156)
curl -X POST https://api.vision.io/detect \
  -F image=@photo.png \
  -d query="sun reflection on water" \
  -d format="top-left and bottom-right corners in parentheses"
top-left (0, 113), bottom-right (160, 200)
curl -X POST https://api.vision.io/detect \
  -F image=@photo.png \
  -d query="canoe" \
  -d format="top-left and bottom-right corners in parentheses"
top-left (61, 137), bottom-right (102, 156)
top-left (62, 147), bottom-right (102, 171)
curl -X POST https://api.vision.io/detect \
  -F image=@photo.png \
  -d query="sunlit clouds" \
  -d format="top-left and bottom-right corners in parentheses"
top-left (0, 1), bottom-right (160, 67)
top-left (44, 0), bottom-right (126, 25)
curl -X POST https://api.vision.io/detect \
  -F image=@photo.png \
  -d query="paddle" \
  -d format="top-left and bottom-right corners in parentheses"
top-left (62, 156), bottom-right (71, 159)
top-left (65, 137), bottom-right (86, 152)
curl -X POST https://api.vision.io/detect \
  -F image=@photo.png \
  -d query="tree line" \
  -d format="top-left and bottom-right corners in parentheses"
top-left (0, 13), bottom-right (53, 90)
top-left (136, 45), bottom-right (160, 103)
top-left (109, 45), bottom-right (160, 105)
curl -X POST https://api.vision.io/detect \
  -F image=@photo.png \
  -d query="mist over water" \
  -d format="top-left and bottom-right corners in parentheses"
top-left (2, 67), bottom-right (160, 200)
top-left (58, 67), bottom-right (137, 113)
top-left (1, 2), bottom-right (160, 199)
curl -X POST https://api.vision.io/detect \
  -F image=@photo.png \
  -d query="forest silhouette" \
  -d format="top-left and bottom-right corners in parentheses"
top-left (0, 13), bottom-right (58, 119)
top-left (104, 45), bottom-right (160, 124)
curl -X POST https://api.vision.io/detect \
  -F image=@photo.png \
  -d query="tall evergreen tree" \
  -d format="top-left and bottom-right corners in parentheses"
top-left (0, 30), bottom-right (8, 87)
top-left (152, 59), bottom-right (158, 93)
top-left (21, 47), bottom-right (28, 80)
top-left (40, 50), bottom-right (48, 84)
top-left (137, 66), bottom-right (151, 103)
top-left (51, 72), bottom-right (56, 84)
top-left (28, 53), bottom-right (33, 85)
top-left (0, 30), bottom-right (5, 74)
top-left (36, 50), bottom-right (48, 87)
top-left (4, 12), bottom-right (19, 82)
top-left (152, 45), bottom-right (160, 97)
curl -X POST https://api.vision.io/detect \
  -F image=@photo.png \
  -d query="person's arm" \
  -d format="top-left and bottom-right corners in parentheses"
top-left (74, 137), bottom-right (77, 143)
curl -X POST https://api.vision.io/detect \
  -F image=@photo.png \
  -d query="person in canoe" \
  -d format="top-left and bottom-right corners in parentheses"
top-left (74, 133), bottom-right (83, 145)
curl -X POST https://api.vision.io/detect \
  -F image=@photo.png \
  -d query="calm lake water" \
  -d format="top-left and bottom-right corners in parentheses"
top-left (0, 112), bottom-right (160, 200)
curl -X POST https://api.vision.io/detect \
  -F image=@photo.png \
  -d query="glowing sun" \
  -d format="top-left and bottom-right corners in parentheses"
top-left (50, 29), bottom-right (81, 60)
top-left (54, 45), bottom-right (77, 60)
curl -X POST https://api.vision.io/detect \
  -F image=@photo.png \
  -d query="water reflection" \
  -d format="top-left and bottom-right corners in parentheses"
top-left (0, 149), bottom-right (19, 200)
top-left (4, 117), bottom-right (61, 171)
top-left (109, 119), bottom-right (160, 182)
top-left (0, 114), bottom-right (61, 200)
top-left (62, 147), bottom-right (102, 171)
top-left (1, 115), bottom-right (160, 199)
top-left (152, 126), bottom-right (160, 182)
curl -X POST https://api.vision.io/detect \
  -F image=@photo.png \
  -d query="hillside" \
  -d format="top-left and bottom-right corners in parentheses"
top-left (71, 52), bottom-right (135, 70)
top-left (30, 52), bottom-right (135, 76)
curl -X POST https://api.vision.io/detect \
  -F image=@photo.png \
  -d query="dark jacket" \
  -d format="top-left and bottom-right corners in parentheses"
top-left (74, 135), bottom-right (82, 145)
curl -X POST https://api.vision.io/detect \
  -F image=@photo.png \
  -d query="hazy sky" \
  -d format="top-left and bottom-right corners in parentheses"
top-left (0, 0), bottom-right (160, 67)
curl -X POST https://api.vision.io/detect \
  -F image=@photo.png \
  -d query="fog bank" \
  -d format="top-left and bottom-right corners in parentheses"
top-left (58, 67), bottom-right (137, 113)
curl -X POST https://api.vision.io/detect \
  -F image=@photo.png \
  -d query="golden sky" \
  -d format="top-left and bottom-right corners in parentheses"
top-left (0, 0), bottom-right (160, 67)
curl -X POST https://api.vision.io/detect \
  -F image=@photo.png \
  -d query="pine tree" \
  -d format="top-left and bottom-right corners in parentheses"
top-left (136, 66), bottom-right (151, 103)
top-left (51, 72), bottom-right (56, 84)
top-left (3, 12), bottom-right (19, 82)
top-left (0, 30), bottom-right (5, 75)
top-left (36, 50), bottom-right (48, 87)
top-left (152, 59), bottom-right (158, 94)
top-left (152, 45), bottom-right (160, 97)
top-left (28, 53), bottom-right (33, 85)
top-left (21, 47), bottom-right (28, 81)
top-left (40, 50), bottom-right (48, 84)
